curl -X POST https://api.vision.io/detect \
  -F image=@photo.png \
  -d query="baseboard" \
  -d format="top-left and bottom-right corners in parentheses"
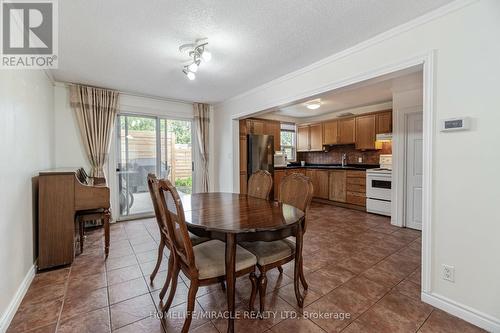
top-left (0, 265), bottom-right (35, 333)
top-left (422, 291), bottom-right (500, 332)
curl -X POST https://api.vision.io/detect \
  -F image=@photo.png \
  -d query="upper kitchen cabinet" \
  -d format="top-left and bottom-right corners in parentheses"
top-left (246, 119), bottom-right (265, 134)
top-left (323, 120), bottom-right (339, 145)
top-left (297, 124), bottom-right (323, 152)
top-left (338, 118), bottom-right (356, 144)
top-left (376, 111), bottom-right (392, 134)
top-left (264, 120), bottom-right (281, 152)
top-left (355, 114), bottom-right (376, 150)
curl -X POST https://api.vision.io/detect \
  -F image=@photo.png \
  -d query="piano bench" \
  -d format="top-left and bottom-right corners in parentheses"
top-left (76, 209), bottom-right (111, 257)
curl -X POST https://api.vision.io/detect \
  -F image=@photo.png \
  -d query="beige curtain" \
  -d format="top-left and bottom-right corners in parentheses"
top-left (70, 84), bottom-right (119, 178)
top-left (194, 103), bottom-right (210, 192)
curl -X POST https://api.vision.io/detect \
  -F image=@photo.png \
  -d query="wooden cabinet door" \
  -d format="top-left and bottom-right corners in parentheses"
top-left (297, 126), bottom-right (310, 152)
top-left (355, 114), bottom-right (376, 150)
top-left (248, 119), bottom-right (265, 134)
top-left (329, 170), bottom-right (346, 202)
top-left (376, 111), bottom-right (392, 134)
top-left (273, 170), bottom-right (286, 200)
top-left (240, 174), bottom-right (247, 194)
top-left (323, 120), bottom-right (338, 145)
top-left (338, 118), bottom-right (355, 144)
top-left (239, 136), bottom-right (247, 173)
top-left (309, 124), bottom-right (323, 151)
top-left (265, 121), bottom-right (281, 152)
top-left (307, 169), bottom-right (329, 199)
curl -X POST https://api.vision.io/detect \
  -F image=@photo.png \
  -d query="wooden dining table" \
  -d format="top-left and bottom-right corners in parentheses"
top-left (179, 192), bottom-right (305, 333)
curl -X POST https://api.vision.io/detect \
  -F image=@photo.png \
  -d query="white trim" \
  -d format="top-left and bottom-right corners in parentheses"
top-left (219, 0), bottom-right (477, 108)
top-left (422, 292), bottom-right (500, 332)
top-left (0, 265), bottom-right (36, 333)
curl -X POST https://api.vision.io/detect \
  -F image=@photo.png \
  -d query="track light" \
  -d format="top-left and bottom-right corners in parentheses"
top-left (179, 39), bottom-right (212, 80)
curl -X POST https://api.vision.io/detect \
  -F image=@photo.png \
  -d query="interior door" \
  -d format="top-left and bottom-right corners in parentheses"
top-left (405, 112), bottom-right (423, 230)
top-left (116, 115), bottom-right (157, 218)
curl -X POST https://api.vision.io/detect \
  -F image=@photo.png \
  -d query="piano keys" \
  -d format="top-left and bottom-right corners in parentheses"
top-left (37, 168), bottom-right (110, 270)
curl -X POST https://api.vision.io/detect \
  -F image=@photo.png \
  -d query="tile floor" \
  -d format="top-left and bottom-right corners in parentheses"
top-left (7, 203), bottom-right (486, 333)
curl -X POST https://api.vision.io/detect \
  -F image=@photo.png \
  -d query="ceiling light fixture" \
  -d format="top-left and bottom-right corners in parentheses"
top-left (179, 38), bottom-right (211, 80)
top-left (305, 99), bottom-right (321, 110)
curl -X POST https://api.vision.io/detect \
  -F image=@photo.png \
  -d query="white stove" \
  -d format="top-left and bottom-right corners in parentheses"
top-left (366, 155), bottom-right (392, 216)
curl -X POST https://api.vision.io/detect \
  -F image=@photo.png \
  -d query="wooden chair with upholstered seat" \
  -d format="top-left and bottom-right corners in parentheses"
top-left (242, 172), bottom-right (313, 313)
top-left (146, 174), bottom-right (208, 297)
top-left (151, 178), bottom-right (258, 332)
top-left (247, 170), bottom-right (273, 199)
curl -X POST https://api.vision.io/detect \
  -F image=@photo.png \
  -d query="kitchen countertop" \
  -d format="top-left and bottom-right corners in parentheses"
top-left (274, 163), bottom-right (379, 171)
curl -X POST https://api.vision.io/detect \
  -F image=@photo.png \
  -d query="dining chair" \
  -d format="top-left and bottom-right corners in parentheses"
top-left (146, 174), bottom-right (208, 295)
top-left (247, 170), bottom-right (273, 199)
top-left (242, 172), bottom-right (313, 313)
top-left (153, 178), bottom-right (259, 332)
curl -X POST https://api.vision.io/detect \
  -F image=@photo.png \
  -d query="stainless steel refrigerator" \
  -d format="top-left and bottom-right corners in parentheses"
top-left (247, 134), bottom-right (275, 180)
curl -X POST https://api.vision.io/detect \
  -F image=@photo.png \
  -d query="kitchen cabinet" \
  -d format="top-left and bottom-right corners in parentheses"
top-left (323, 120), bottom-right (338, 145)
top-left (329, 170), bottom-right (346, 202)
top-left (297, 124), bottom-right (323, 152)
top-left (240, 174), bottom-right (247, 194)
top-left (376, 111), bottom-right (392, 134)
top-left (306, 169), bottom-right (329, 199)
top-left (273, 169), bottom-right (286, 200)
top-left (355, 114), bottom-right (376, 150)
top-left (346, 170), bottom-right (366, 207)
top-left (338, 118), bottom-right (356, 144)
top-left (247, 119), bottom-right (265, 135)
top-left (265, 121), bottom-right (281, 152)
top-left (297, 126), bottom-right (309, 152)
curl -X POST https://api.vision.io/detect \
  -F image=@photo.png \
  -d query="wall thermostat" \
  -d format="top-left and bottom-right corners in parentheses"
top-left (440, 117), bottom-right (470, 132)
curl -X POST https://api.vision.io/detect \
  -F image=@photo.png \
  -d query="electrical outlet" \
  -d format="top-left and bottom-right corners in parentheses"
top-left (358, 157), bottom-right (363, 163)
top-left (442, 264), bottom-right (455, 282)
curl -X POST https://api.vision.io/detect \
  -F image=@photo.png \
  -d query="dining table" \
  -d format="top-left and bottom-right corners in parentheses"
top-left (179, 192), bottom-right (305, 333)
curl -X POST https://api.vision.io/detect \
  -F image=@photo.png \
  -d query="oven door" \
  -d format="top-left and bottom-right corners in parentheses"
top-left (366, 174), bottom-right (392, 201)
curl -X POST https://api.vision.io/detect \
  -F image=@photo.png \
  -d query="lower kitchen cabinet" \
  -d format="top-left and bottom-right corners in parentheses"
top-left (306, 169), bottom-right (329, 199)
top-left (273, 170), bottom-right (286, 200)
top-left (346, 170), bottom-right (366, 207)
top-left (329, 170), bottom-right (346, 202)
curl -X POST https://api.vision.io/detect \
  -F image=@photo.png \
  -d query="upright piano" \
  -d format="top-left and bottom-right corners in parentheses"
top-left (37, 168), bottom-right (110, 270)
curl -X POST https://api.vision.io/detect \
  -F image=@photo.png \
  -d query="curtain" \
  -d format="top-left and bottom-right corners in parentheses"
top-left (70, 84), bottom-right (119, 179)
top-left (193, 103), bottom-right (210, 192)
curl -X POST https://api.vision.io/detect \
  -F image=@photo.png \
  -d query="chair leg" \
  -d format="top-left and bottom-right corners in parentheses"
top-left (220, 281), bottom-right (226, 291)
top-left (299, 256), bottom-right (308, 290)
top-left (162, 263), bottom-right (180, 313)
top-left (103, 211), bottom-right (111, 258)
top-left (277, 265), bottom-right (283, 274)
top-left (79, 220), bottom-right (84, 253)
top-left (160, 255), bottom-right (174, 300)
top-left (258, 269), bottom-right (268, 314)
top-left (150, 238), bottom-right (165, 283)
top-left (181, 281), bottom-right (199, 333)
top-left (249, 271), bottom-right (257, 312)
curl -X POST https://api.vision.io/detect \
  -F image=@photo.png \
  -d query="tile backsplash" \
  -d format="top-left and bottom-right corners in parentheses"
top-left (297, 142), bottom-right (392, 165)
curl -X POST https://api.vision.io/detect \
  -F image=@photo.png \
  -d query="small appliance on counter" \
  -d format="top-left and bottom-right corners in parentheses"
top-left (273, 151), bottom-right (287, 167)
top-left (366, 154), bottom-right (392, 216)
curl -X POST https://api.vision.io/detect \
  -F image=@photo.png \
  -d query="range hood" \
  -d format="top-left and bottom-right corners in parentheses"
top-left (376, 133), bottom-right (392, 142)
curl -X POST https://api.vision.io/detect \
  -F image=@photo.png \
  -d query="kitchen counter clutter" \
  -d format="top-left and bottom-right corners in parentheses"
top-left (275, 163), bottom-right (379, 171)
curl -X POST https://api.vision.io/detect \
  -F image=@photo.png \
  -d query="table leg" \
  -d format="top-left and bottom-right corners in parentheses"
top-left (104, 210), bottom-right (111, 258)
top-left (294, 221), bottom-right (304, 308)
top-left (225, 233), bottom-right (236, 333)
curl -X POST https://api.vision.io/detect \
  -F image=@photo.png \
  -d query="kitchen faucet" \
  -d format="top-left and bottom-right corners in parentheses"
top-left (342, 153), bottom-right (347, 167)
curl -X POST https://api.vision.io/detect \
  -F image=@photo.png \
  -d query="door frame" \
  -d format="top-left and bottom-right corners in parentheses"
top-left (110, 112), bottom-right (195, 221)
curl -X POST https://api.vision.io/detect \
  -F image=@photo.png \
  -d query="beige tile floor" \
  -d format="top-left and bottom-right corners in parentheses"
top-left (7, 203), bottom-right (486, 333)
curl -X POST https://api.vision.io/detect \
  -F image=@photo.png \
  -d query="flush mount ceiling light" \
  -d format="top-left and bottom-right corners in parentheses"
top-left (179, 38), bottom-right (211, 80)
top-left (305, 99), bottom-right (321, 110)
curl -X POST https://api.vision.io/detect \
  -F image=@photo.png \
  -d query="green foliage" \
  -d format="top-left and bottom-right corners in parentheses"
top-left (280, 130), bottom-right (294, 146)
top-left (121, 117), bottom-right (191, 144)
top-left (175, 176), bottom-right (192, 187)
top-left (168, 120), bottom-right (191, 144)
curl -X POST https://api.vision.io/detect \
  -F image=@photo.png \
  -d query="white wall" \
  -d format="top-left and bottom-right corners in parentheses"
top-left (0, 70), bottom-right (54, 331)
top-left (214, 0), bottom-right (500, 329)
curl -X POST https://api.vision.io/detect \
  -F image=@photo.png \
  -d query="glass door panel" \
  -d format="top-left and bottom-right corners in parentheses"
top-left (160, 119), bottom-right (193, 194)
top-left (117, 115), bottom-right (157, 217)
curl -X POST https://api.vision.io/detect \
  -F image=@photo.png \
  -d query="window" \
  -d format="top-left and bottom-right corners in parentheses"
top-left (280, 123), bottom-right (296, 162)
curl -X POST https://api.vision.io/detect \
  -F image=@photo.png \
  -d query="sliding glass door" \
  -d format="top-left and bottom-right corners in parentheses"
top-left (116, 115), bottom-right (193, 219)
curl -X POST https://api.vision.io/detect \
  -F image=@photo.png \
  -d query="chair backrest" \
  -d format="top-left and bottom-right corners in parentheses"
top-left (247, 170), bottom-right (273, 199)
top-left (147, 174), bottom-right (169, 243)
top-left (279, 173), bottom-right (314, 231)
top-left (155, 178), bottom-right (197, 274)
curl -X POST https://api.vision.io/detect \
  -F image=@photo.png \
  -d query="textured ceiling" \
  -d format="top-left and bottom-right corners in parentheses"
top-left (269, 69), bottom-right (423, 118)
top-left (52, 0), bottom-right (452, 103)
